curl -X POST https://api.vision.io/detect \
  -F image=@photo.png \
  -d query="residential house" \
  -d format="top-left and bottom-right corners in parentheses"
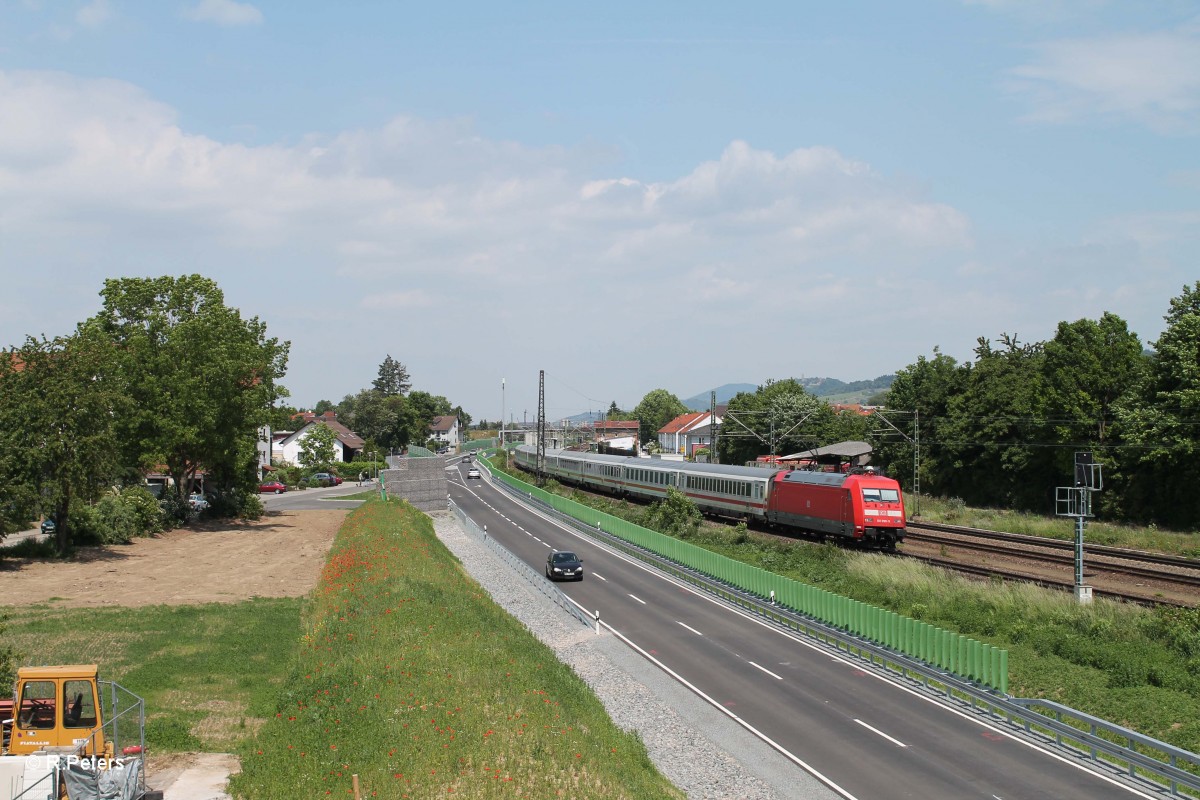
top-left (585, 420), bottom-right (640, 450)
top-left (658, 410), bottom-right (723, 455)
top-left (429, 415), bottom-right (461, 449)
top-left (275, 415), bottom-right (365, 465)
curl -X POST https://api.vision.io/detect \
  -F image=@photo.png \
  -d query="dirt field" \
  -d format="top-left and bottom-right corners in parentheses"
top-left (0, 509), bottom-right (345, 608)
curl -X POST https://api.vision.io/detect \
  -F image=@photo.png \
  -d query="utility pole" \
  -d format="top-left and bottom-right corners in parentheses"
top-left (537, 370), bottom-right (546, 479)
top-left (872, 410), bottom-right (921, 517)
top-left (501, 378), bottom-right (506, 452)
top-left (710, 391), bottom-right (718, 464)
top-left (1056, 451), bottom-right (1103, 605)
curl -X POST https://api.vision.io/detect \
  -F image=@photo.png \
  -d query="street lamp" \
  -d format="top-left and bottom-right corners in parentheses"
top-left (369, 450), bottom-right (377, 481)
top-left (501, 377), bottom-right (506, 452)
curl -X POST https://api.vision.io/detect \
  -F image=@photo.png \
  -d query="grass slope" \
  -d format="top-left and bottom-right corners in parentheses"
top-left (229, 498), bottom-right (683, 799)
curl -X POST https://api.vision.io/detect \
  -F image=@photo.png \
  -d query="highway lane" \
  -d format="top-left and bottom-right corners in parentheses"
top-left (450, 463), bottom-right (1158, 800)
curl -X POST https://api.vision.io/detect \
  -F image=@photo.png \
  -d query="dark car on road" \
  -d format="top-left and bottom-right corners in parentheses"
top-left (310, 473), bottom-right (338, 487)
top-left (545, 550), bottom-right (584, 581)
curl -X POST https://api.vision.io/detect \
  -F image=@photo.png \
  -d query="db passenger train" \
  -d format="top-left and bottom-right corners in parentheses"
top-left (511, 445), bottom-right (906, 549)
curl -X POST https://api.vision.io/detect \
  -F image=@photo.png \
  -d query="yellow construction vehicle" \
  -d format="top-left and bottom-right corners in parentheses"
top-left (2, 665), bottom-right (159, 800)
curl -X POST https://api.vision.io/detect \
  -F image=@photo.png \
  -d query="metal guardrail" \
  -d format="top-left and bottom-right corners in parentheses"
top-left (472, 458), bottom-right (1200, 798)
top-left (448, 498), bottom-right (594, 632)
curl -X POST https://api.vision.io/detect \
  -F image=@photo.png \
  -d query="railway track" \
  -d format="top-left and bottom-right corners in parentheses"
top-left (903, 521), bottom-right (1200, 607)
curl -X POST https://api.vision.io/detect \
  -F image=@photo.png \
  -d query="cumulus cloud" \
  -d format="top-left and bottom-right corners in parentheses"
top-left (182, 0), bottom-right (263, 27)
top-left (0, 68), bottom-right (983, 396)
top-left (1006, 25), bottom-right (1200, 132)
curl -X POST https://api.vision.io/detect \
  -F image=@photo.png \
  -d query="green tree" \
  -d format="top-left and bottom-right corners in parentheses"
top-left (939, 334), bottom-right (1051, 508)
top-left (345, 388), bottom-right (408, 453)
top-left (0, 326), bottom-right (125, 551)
top-left (372, 355), bottom-right (411, 397)
top-left (401, 391), bottom-right (453, 448)
top-left (93, 274), bottom-right (289, 503)
top-left (313, 399), bottom-right (336, 415)
top-left (1114, 282), bottom-right (1200, 526)
top-left (718, 379), bottom-right (832, 465)
top-left (874, 348), bottom-right (967, 496)
top-left (1041, 313), bottom-right (1146, 511)
top-left (297, 423), bottom-right (338, 472)
top-left (632, 389), bottom-right (689, 445)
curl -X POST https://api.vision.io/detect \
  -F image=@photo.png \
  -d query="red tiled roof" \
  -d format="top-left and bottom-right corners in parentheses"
top-left (588, 420), bottom-right (639, 431)
top-left (658, 412), bottom-right (709, 434)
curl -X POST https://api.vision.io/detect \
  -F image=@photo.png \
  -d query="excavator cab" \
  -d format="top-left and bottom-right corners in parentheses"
top-left (4, 665), bottom-right (107, 758)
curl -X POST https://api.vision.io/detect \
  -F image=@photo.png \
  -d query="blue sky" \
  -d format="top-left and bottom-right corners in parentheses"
top-left (2, 1), bottom-right (1198, 423)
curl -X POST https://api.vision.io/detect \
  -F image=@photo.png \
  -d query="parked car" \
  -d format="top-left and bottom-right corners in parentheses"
top-left (545, 550), bottom-right (584, 581)
top-left (259, 480), bottom-right (287, 494)
top-left (188, 493), bottom-right (210, 512)
top-left (310, 473), bottom-right (337, 487)
top-left (40, 518), bottom-right (56, 535)
top-left (467, 468), bottom-right (481, 480)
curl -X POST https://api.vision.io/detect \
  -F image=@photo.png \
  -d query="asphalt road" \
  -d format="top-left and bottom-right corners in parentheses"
top-left (448, 463), bottom-right (1160, 800)
top-left (259, 481), bottom-right (373, 511)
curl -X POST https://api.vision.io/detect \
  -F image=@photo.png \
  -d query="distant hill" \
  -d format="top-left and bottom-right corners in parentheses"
top-left (681, 384), bottom-right (758, 410)
top-left (683, 376), bottom-right (894, 410)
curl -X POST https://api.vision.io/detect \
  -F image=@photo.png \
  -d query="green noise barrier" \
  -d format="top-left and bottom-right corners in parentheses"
top-left (491, 466), bottom-right (1008, 694)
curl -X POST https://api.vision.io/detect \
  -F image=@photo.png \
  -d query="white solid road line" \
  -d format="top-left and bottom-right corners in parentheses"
top-left (853, 719), bottom-right (907, 748)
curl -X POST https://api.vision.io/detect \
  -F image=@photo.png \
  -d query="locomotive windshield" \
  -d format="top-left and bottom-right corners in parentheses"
top-left (861, 487), bottom-right (900, 503)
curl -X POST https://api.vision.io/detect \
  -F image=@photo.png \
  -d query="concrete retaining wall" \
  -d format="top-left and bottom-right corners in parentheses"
top-left (381, 457), bottom-right (447, 512)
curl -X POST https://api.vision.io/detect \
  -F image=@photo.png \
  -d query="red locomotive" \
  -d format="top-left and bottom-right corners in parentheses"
top-left (766, 468), bottom-right (905, 550)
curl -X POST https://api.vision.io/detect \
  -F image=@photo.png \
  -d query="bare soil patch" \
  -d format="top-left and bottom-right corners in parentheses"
top-left (0, 509), bottom-right (345, 608)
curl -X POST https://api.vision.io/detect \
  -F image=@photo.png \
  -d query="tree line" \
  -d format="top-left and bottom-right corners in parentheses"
top-left (0, 275), bottom-right (289, 551)
top-left (874, 282), bottom-right (1200, 529)
top-left (699, 282), bottom-right (1199, 530)
top-left (610, 282), bottom-right (1200, 530)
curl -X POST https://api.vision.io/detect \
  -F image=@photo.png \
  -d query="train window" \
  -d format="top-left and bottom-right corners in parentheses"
top-left (861, 488), bottom-right (900, 503)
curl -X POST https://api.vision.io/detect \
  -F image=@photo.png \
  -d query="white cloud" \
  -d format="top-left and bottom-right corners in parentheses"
top-left (181, 0), bottom-right (263, 27)
top-left (0, 69), bottom-right (987, 405)
top-left (1006, 25), bottom-right (1200, 132)
top-left (75, 0), bottom-right (112, 28)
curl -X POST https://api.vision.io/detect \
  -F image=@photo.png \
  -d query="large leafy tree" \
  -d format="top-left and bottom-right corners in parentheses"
top-left (717, 379), bottom-right (833, 465)
top-left (401, 391), bottom-right (454, 449)
top-left (344, 388), bottom-right (407, 452)
top-left (93, 275), bottom-right (289, 501)
top-left (938, 334), bottom-right (1052, 508)
top-left (1042, 313), bottom-right (1145, 496)
top-left (1114, 282), bottom-right (1200, 526)
top-left (0, 326), bottom-right (125, 551)
top-left (875, 348), bottom-right (967, 495)
top-left (632, 389), bottom-right (689, 445)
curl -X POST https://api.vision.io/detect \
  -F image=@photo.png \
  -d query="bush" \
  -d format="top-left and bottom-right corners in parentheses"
top-left (208, 488), bottom-right (264, 521)
top-left (159, 492), bottom-right (195, 527)
top-left (70, 487), bottom-right (168, 545)
top-left (121, 486), bottom-right (168, 535)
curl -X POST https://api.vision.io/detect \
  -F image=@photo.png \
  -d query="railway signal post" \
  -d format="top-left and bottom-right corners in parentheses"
top-left (1056, 451), bottom-right (1103, 605)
